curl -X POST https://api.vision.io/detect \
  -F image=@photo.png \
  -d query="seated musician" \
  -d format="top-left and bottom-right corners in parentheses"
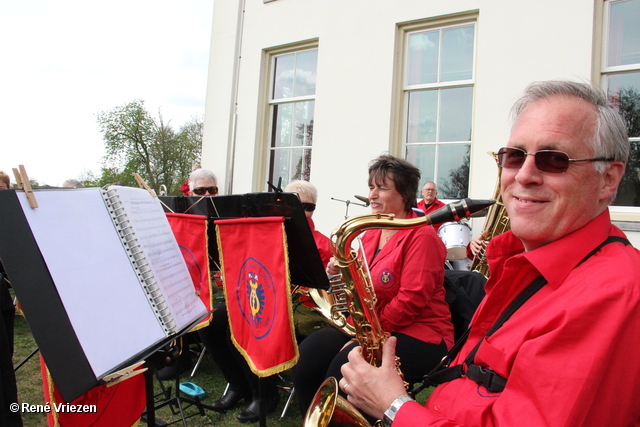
top-left (283, 180), bottom-right (331, 266)
top-left (339, 81), bottom-right (640, 426)
top-left (417, 181), bottom-right (445, 233)
top-left (198, 179), bottom-right (330, 423)
top-left (291, 154), bottom-right (454, 416)
top-left (187, 168), bottom-right (218, 196)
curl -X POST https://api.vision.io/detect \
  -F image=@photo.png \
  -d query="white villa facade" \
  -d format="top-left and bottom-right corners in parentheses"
top-left (201, 0), bottom-right (640, 246)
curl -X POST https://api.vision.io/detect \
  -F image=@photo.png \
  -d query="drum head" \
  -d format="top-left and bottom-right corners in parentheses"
top-left (438, 222), bottom-right (472, 260)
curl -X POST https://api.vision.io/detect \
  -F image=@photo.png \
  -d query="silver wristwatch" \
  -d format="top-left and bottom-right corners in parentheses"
top-left (382, 395), bottom-right (413, 427)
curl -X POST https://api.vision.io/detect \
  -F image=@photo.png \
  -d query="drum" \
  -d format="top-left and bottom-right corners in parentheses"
top-left (438, 221), bottom-right (471, 261)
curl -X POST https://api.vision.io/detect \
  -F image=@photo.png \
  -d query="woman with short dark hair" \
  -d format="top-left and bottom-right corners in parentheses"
top-left (291, 154), bottom-right (454, 416)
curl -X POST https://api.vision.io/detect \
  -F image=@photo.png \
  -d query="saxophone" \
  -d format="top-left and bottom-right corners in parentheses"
top-left (470, 152), bottom-right (511, 278)
top-left (303, 198), bottom-right (495, 427)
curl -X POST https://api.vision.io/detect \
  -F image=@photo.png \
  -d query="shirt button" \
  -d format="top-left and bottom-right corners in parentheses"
top-left (434, 405), bottom-right (440, 411)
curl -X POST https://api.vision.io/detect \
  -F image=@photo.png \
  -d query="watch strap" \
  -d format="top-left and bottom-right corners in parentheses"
top-left (383, 395), bottom-right (413, 426)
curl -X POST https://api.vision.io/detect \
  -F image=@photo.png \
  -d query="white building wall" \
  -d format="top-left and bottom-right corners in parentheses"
top-left (202, 0), bottom-right (640, 246)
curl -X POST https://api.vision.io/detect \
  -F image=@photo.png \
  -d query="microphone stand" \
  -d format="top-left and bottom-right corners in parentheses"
top-left (331, 197), bottom-right (368, 219)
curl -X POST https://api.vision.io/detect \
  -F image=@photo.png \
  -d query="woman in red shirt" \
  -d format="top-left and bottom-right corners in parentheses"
top-left (291, 154), bottom-right (454, 416)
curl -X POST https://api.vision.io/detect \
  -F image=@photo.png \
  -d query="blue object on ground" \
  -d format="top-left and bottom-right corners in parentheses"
top-left (179, 382), bottom-right (206, 400)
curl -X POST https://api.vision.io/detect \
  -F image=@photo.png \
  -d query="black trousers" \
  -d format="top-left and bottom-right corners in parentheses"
top-left (291, 326), bottom-right (447, 416)
top-left (197, 303), bottom-right (277, 399)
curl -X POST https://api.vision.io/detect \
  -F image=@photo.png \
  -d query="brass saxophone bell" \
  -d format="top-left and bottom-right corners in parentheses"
top-left (303, 377), bottom-right (372, 427)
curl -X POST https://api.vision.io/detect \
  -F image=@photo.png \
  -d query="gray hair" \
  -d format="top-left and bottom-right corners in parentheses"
top-left (511, 81), bottom-right (629, 174)
top-left (284, 180), bottom-right (318, 204)
top-left (63, 179), bottom-right (84, 188)
top-left (189, 168), bottom-right (217, 191)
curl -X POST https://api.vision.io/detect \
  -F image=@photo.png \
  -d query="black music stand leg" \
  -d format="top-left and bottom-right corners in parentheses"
top-left (144, 344), bottom-right (224, 426)
top-left (145, 368), bottom-right (157, 427)
top-left (259, 376), bottom-right (267, 427)
top-left (14, 347), bottom-right (39, 372)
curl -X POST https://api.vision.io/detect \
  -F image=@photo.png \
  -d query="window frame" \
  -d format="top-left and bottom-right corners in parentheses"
top-left (400, 20), bottom-right (477, 200)
top-left (264, 45), bottom-right (319, 189)
top-left (601, 0), bottom-right (640, 216)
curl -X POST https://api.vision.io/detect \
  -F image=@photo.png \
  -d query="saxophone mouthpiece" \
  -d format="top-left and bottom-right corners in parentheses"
top-left (427, 198), bottom-right (496, 225)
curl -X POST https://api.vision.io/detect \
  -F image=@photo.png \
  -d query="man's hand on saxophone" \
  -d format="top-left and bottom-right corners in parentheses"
top-left (340, 336), bottom-right (411, 421)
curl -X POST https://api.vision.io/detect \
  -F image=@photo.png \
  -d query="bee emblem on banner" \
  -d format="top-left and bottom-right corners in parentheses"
top-left (237, 257), bottom-right (276, 339)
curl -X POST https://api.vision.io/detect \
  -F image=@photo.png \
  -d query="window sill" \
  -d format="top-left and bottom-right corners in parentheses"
top-left (612, 221), bottom-right (640, 233)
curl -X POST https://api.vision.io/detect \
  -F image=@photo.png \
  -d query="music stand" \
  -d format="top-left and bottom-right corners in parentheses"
top-left (0, 188), bottom-right (212, 408)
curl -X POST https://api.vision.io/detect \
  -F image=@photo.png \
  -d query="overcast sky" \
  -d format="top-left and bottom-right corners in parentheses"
top-left (0, 0), bottom-right (213, 187)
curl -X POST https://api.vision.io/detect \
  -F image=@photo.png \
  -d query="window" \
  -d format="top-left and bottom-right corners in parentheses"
top-left (602, 0), bottom-right (640, 208)
top-left (403, 23), bottom-right (475, 199)
top-left (268, 49), bottom-right (318, 188)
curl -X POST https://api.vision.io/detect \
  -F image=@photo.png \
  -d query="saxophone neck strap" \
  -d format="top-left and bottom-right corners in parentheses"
top-left (411, 235), bottom-right (631, 396)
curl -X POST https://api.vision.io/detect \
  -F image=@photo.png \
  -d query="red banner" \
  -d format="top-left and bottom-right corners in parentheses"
top-left (216, 216), bottom-right (298, 376)
top-left (41, 357), bottom-right (145, 427)
top-left (166, 212), bottom-right (214, 331)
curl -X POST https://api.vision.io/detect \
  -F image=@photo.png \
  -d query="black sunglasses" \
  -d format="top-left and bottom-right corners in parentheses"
top-left (193, 186), bottom-right (218, 196)
top-left (301, 202), bottom-right (316, 212)
top-left (497, 147), bottom-right (614, 174)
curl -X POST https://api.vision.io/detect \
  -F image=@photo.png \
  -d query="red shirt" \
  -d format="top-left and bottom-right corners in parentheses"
top-left (417, 198), bottom-right (446, 233)
top-left (361, 210), bottom-right (454, 349)
top-left (307, 217), bottom-right (331, 267)
top-left (395, 210), bottom-right (640, 426)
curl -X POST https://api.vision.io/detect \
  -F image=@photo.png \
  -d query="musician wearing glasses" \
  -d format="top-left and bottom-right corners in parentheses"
top-left (292, 155), bottom-right (455, 418)
top-left (339, 81), bottom-right (640, 426)
top-left (284, 180), bottom-right (331, 266)
top-left (187, 168), bottom-right (219, 196)
top-left (416, 181), bottom-right (445, 232)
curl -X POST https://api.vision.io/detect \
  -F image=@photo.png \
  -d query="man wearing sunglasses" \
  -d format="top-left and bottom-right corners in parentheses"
top-left (339, 81), bottom-right (640, 426)
top-left (188, 168), bottom-right (219, 196)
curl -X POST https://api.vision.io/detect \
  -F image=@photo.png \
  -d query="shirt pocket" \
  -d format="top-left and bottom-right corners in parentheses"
top-left (474, 336), bottom-right (510, 378)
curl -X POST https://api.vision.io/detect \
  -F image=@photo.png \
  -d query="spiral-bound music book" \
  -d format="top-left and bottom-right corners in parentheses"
top-left (0, 186), bottom-right (207, 402)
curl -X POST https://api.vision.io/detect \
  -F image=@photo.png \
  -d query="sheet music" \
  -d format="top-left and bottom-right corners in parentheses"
top-left (16, 187), bottom-right (206, 379)
top-left (16, 189), bottom-right (166, 378)
top-left (111, 186), bottom-right (207, 331)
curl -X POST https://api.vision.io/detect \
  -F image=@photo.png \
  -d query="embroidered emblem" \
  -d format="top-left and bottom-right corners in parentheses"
top-left (378, 269), bottom-right (396, 288)
top-left (237, 257), bottom-right (276, 339)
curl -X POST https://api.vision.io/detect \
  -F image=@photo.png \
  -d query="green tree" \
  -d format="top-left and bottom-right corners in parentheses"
top-left (96, 100), bottom-right (202, 194)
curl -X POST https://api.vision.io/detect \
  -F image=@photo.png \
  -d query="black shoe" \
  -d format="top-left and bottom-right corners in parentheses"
top-left (210, 389), bottom-right (251, 411)
top-left (237, 394), bottom-right (280, 423)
